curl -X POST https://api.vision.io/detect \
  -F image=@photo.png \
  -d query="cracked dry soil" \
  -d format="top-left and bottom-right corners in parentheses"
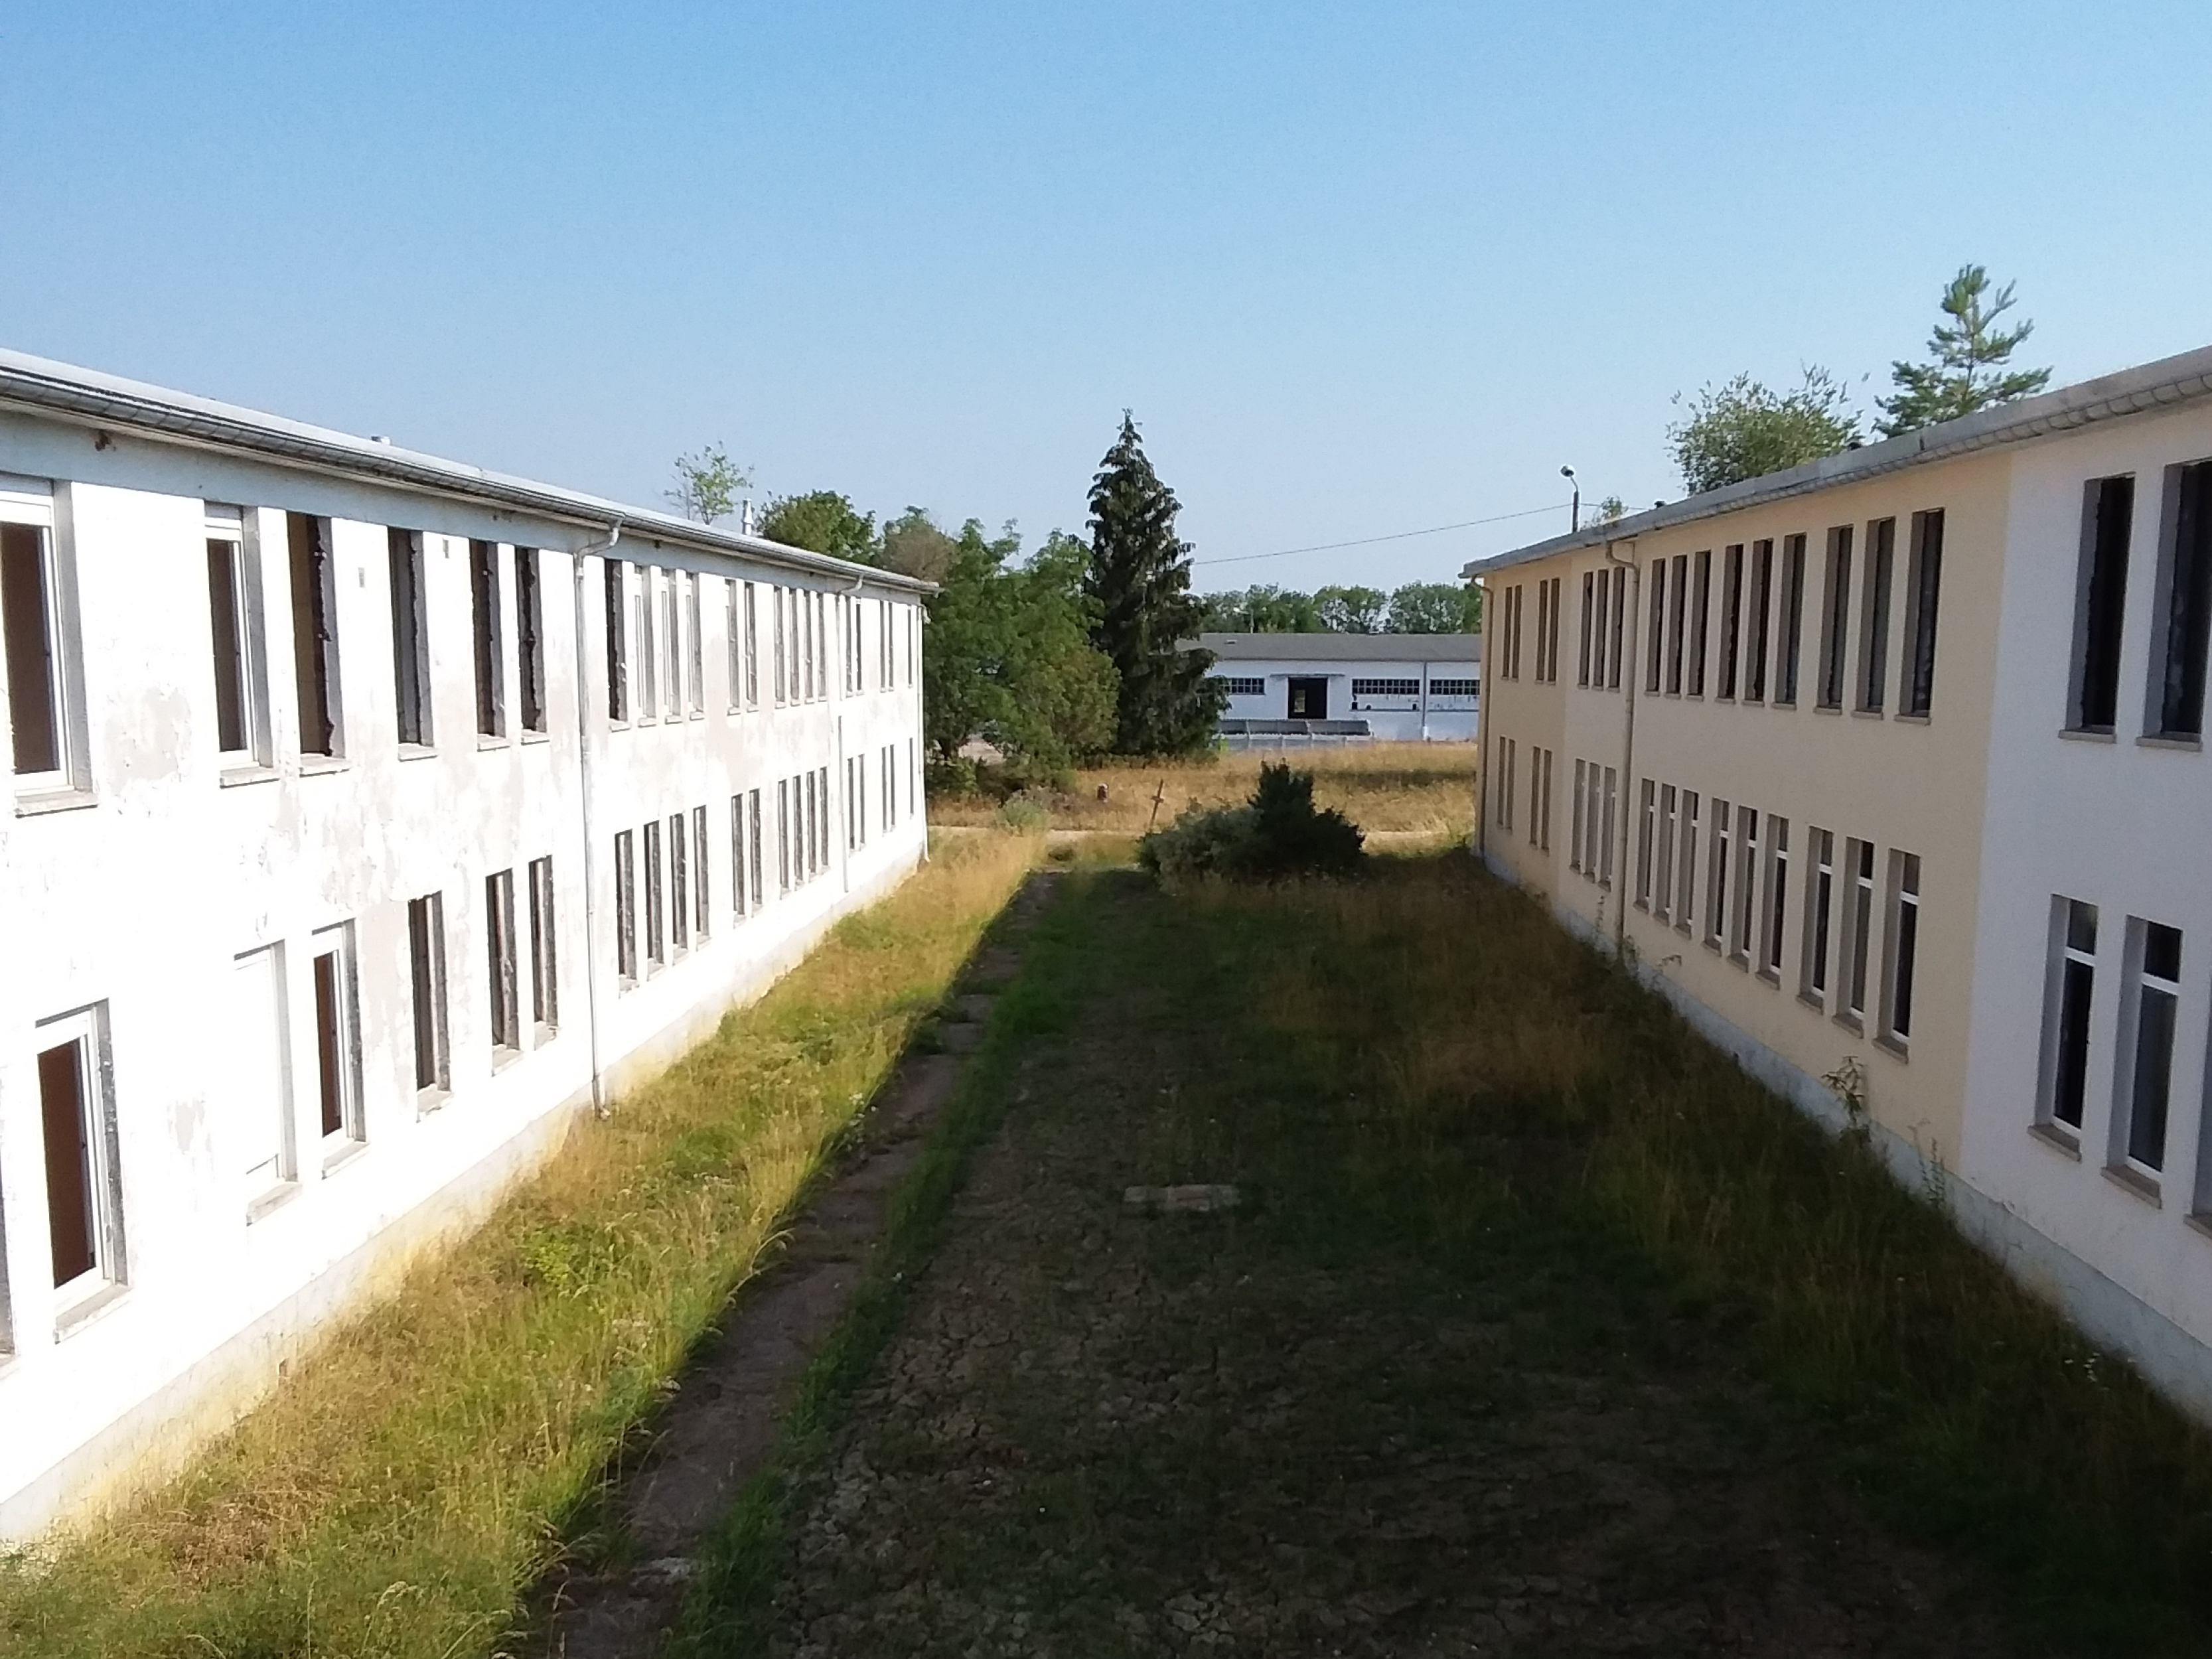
top-left (757, 867), bottom-right (2040, 1658)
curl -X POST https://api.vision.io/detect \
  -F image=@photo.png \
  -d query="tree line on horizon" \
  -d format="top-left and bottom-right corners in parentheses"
top-left (1197, 581), bottom-right (1480, 636)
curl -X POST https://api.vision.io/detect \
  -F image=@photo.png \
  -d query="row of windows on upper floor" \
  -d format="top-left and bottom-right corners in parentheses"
top-left (0, 480), bottom-right (919, 804)
top-left (3, 739), bottom-right (921, 1357)
top-left (1489, 512), bottom-right (1949, 722)
top-left (2067, 464), bottom-right (2212, 745)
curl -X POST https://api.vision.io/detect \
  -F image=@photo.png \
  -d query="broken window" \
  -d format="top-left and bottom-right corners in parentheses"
top-left (471, 540), bottom-right (505, 739)
top-left (1802, 830), bottom-right (1834, 1006)
top-left (286, 513), bottom-right (342, 757)
top-left (388, 528), bottom-right (432, 747)
top-left (604, 557), bottom-right (629, 723)
top-left (516, 547), bottom-right (546, 734)
top-left (486, 869), bottom-right (519, 1054)
top-left (528, 855), bottom-right (557, 1037)
top-left (1718, 545), bottom-right (1744, 698)
top-left (1844, 838), bottom-right (1876, 1024)
top-left (37, 1007), bottom-right (121, 1297)
top-left (1687, 551), bottom-right (1711, 695)
top-left (1880, 851), bottom-right (1921, 1050)
top-left (407, 893), bottom-right (449, 1096)
top-left (1745, 541), bottom-right (1772, 703)
top-left (311, 922), bottom-right (362, 1151)
top-left (231, 944), bottom-right (294, 1209)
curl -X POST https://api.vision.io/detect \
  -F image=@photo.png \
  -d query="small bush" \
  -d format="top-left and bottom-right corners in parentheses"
top-left (1139, 762), bottom-right (1363, 885)
top-left (997, 794), bottom-right (1051, 834)
top-left (924, 754), bottom-right (980, 798)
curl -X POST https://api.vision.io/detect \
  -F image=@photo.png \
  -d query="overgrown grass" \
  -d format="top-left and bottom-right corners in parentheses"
top-left (0, 831), bottom-right (1037, 1659)
top-left (927, 741), bottom-right (1474, 837)
top-left (1220, 853), bottom-right (2212, 1652)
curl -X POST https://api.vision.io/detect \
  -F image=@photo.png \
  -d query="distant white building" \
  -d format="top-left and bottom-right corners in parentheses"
top-left (1197, 632), bottom-right (1480, 742)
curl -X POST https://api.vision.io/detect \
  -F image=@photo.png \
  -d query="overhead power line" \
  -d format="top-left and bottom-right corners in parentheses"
top-left (1190, 500), bottom-right (1572, 569)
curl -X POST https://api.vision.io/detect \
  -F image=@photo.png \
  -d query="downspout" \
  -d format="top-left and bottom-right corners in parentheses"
top-left (572, 524), bottom-right (621, 1117)
top-left (1420, 658), bottom-right (1431, 743)
top-left (1605, 536), bottom-right (1639, 956)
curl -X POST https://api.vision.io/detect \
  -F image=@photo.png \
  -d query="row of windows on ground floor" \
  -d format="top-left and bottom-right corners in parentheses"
top-left (1, 738), bottom-right (918, 1356)
top-left (1489, 736), bottom-right (1921, 1054)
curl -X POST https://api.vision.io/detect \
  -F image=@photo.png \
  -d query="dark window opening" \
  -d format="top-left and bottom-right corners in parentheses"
top-left (1745, 540), bottom-right (1772, 702)
top-left (471, 540), bottom-right (505, 739)
top-left (1688, 551), bottom-right (1711, 695)
top-left (2052, 899), bottom-right (2096, 1131)
top-left (1777, 534), bottom-right (1806, 705)
top-left (2157, 463), bottom-right (2212, 737)
top-left (207, 536), bottom-right (249, 753)
top-left (38, 1038), bottom-right (95, 1287)
top-left (1718, 545), bottom-right (1744, 698)
top-left (1818, 526), bottom-right (1853, 711)
top-left (388, 528), bottom-right (431, 746)
top-left (1858, 519), bottom-right (1894, 713)
top-left (486, 869), bottom-right (518, 1051)
top-left (407, 893), bottom-right (449, 1092)
top-left (1901, 512), bottom-right (1944, 717)
top-left (516, 548), bottom-right (546, 733)
top-left (3, 522), bottom-right (61, 776)
top-left (288, 513), bottom-right (338, 757)
top-left (528, 855), bottom-right (557, 1033)
top-left (604, 559), bottom-right (629, 723)
top-left (313, 946), bottom-right (349, 1139)
top-left (2072, 475), bottom-right (2133, 731)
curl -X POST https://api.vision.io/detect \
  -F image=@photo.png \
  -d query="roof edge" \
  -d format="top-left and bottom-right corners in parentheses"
top-left (1464, 340), bottom-right (2212, 579)
top-left (0, 348), bottom-right (932, 593)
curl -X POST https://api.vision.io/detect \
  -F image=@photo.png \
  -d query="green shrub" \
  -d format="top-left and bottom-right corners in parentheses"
top-left (1138, 762), bottom-right (1363, 885)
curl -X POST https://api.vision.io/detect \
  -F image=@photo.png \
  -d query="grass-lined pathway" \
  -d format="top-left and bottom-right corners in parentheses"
top-left (714, 854), bottom-right (2212, 1656)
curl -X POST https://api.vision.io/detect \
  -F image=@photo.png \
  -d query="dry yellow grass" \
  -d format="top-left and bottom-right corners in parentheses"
top-left (930, 742), bottom-right (1478, 837)
top-left (0, 831), bottom-right (1039, 1659)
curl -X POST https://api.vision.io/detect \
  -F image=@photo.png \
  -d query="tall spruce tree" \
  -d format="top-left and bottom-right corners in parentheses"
top-left (1084, 413), bottom-right (1225, 754)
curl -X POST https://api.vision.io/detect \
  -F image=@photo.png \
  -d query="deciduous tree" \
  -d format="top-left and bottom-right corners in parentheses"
top-left (1313, 585), bottom-right (1388, 634)
top-left (1666, 368), bottom-right (1860, 496)
top-left (668, 443), bottom-right (750, 524)
top-left (758, 490), bottom-right (878, 563)
top-left (1384, 581), bottom-right (1481, 633)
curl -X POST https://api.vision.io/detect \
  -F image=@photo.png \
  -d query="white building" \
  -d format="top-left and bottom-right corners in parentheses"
top-left (0, 350), bottom-right (928, 1538)
top-left (1199, 632), bottom-right (1481, 741)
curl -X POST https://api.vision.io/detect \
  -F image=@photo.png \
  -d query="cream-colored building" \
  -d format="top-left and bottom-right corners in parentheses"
top-left (1469, 344), bottom-right (2212, 1419)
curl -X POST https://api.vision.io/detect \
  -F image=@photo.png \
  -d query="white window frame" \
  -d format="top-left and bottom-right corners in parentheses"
top-left (206, 504), bottom-right (274, 770)
top-left (35, 1001), bottom-right (125, 1317)
top-left (2112, 918), bottom-right (2182, 1182)
top-left (310, 920), bottom-right (366, 1160)
top-left (232, 942), bottom-right (297, 1218)
top-left (1, 476), bottom-right (89, 800)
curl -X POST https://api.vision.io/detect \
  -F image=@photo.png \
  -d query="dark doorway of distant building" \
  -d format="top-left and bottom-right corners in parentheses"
top-left (1287, 676), bottom-right (1329, 719)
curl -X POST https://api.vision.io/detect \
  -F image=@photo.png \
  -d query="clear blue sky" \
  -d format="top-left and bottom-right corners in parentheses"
top-left (5, 2), bottom-right (2208, 593)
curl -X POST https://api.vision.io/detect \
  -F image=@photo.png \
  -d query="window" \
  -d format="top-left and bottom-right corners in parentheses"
top-left (1688, 551), bottom-right (1711, 695)
top-left (1431, 678), bottom-right (1479, 696)
top-left (880, 596), bottom-right (894, 687)
top-left (1, 481), bottom-right (90, 794)
top-left (1655, 784), bottom-right (1677, 918)
top-left (747, 788), bottom-right (764, 910)
top-left (2069, 475), bottom-right (2133, 733)
top-left (1842, 839), bottom-right (1876, 1025)
top-left (288, 512), bottom-right (342, 757)
top-left (1536, 747), bottom-right (1552, 851)
top-left (1666, 553), bottom-right (1688, 694)
top-left (1857, 518), bottom-right (1895, 714)
top-left (486, 869), bottom-right (520, 1054)
top-left (662, 567), bottom-right (681, 717)
top-left (37, 1006), bottom-right (122, 1297)
top-left (728, 581), bottom-right (747, 710)
top-left (615, 830), bottom-right (637, 982)
top-left (1775, 534), bottom-right (1806, 705)
top-left (816, 765), bottom-right (831, 872)
top-left (1744, 541), bottom-right (1772, 703)
top-left (407, 893), bottom-right (449, 1096)
top-left (389, 529), bottom-right (432, 747)
top-left (1533, 580), bottom-right (1551, 682)
top-left (204, 504), bottom-right (271, 765)
top-left (2152, 463), bottom-right (2212, 737)
top-left (1706, 800), bottom-right (1732, 947)
top-left (882, 745), bottom-right (895, 832)
top-left (471, 540), bottom-right (505, 739)
top-left (637, 565), bottom-right (658, 720)
top-left (670, 812), bottom-right (689, 952)
top-left (1222, 676), bottom-right (1265, 696)
top-left (777, 779), bottom-right (792, 893)
top-left (1635, 778), bottom-right (1656, 904)
top-left (1817, 526), bottom-right (1853, 711)
top-left (694, 804), bottom-right (711, 939)
top-left (604, 558), bottom-right (629, 723)
top-left (1545, 577), bottom-right (1562, 680)
top-left (1731, 805), bottom-right (1759, 961)
top-left (1718, 545), bottom-right (1744, 698)
top-left (644, 818), bottom-right (665, 967)
top-left (309, 924), bottom-right (363, 1155)
top-left (1500, 740), bottom-right (1516, 835)
top-left (1607, 570), bottom-right (1625, 689)
top-left (2039, 898), bottom-right (2097, 1137)
top-left (2117, 920), bottom-right (2182, 1177)
top-left (1599, 766), bottom-right (1617, 886)
top-left (516, 548), bottom-right (546, 735)
top-left (1900, 512), bottom-right (1943, 718)
top-left (1578, 571), bottom-right (1595, 687)
top-left (803, 590), bottom-right (818, 700)
top-left (1569, 757), bottom-right (1585, 867)
top-left (528, 856), bottom-right (557, 1038)
top-left (1875, 851), bottom-right (1921, 1050)
top-left (773, 588), bottom-right (788, 707)
top-left (1801, 829), bottom-right (1834, 1005)
top-left (745, 580), bottom-right (760, 706)
top-left (733, 794), bottom-right (752, 916)
top-left (1762, 816), bottom-right (1789, 980)
top-left (686, 571), bottom-right (704, 713)
top-left (1352, 678), bottom-right (1420, 697)
top-left (230, 944), bottom-right (293, 1209)
top-left (1675, 792), bottom-right (1699, 934)
top-left (1645, 558), bottom-right (1666, 695)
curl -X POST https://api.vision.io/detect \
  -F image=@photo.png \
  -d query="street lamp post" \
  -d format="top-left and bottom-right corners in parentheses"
top-left (1560, 465), bottom-right (1580, 532)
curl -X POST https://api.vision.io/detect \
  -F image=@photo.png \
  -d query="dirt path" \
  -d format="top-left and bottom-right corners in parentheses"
top-left (747, 866), bottom-right (2041, 1657)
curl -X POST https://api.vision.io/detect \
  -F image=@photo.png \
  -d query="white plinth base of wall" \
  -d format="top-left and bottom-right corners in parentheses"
top-left (1483, 847), bottom-right (2212, 1431)
top-left (1, 849), bottom-right (924, 1544)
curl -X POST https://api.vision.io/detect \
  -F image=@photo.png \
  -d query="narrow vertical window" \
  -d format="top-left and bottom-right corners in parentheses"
top-left (528, 855), bottom-right (557, 1037)
top-left (1532, 582), bottom-right (1548, 681)
top-left (727, 579), bottom-right (745, 710)
top-left (407, 893), bottom-right (449, 1096)
top-left (1676, 792), bottom-right (1699, 933)
top-left (1578, 571), bottom-right (1594, 686)
top-left (288, 512), bottom-right (341, 757)
top-left (1818, 526), bottom-right (1853, 711)
top-left (2, 513), bottom-right (64, 779)
top-left (471, 540), bottom-right (505, 739)
top-left (1599, 766), bottom-right (1617, 885)
top-left (1666, 553), bottom-right (1688, 693)
top-left (662, 568), bottom-right (681, 716)
top-left (2120, 921), bottom-right (2182, 1176)
top-left (1655, 784), bottom-right (1677, 918)
top-left (231, 944), bottom-right (293, 1207)
top-left (614, 830), bottom-right (636, 983)
top-left (486, 869), bottom-right (519, 1054)
top-left (604, 558), bottom-right (629, 723)
top-left (1845, 839), bottom-right (1876, 1023)
top-left (687, 572), bottom-right (704, 713)
top-left (2041, 898), bottom-right (2097, 1135)
top-left (1880, 851), bottom-right (1921, 1048)
top-left (745, 583), bottom-right (759, 705)
top-left (2069, 476), bottom-right (2132, 732)
top-left (2154, 463), bottom-right (2212, 737)
top-left (205, 504), bottom-right (268, 762)
top-left (1501, 739), bottom-right (1516, 834)
top-left (732, 793), bottom-right (750, 916)
top-left (773, 588), bottom-right (788, 706)
top-left (1776, 534), bottom-right (1806, 705)
top-left (1538, 748), bottom-right (1552, 850)
top-left (388, 529), bottom-right (432, 747)
top-left (694, 804), bottom-right (711, 938)
top-left (644, 818), bottom-right (665, 966)
top-left (516, 548), bottom-right (546, 734)
top-left (1731, 806), bottom-right (1759, 960)
top-left (1744, 541), bottom-right (1771, 703)
top-left (1607, 571), bottom-right (1625, 688)
top-left (1901, 512), bottom-right (1943, 718)
top-left (1706, 800), bottom-right (1732, 946)
top-left (1688, 551), bottom-right (1711, 695)
top-left (1635, 777), bottom-right (1655, 904)
top-left (1801, 829), bottom-right (1834, 1004)
top-left (670, 811), bottom-right (690, 951)
top-left (1857, 518), bottom-right (1895, 713)
top-left (1570, 758), bottom-right (1585, 870)
top-left (1645, 561), bottom-right (1666, 692)
top-left (637, 567), bottom-right (658, 719)
top-left (748, 788), bottom-right (765, 909)
top-left (37, 1009), bottom-right (121, 1295)
top-left (311, 923), bottom-right (362, 1150)
top-left (1718, 545), bottom-right (1744, 698)
top-left (777, 780), bottom-right (792, 893)
top-left (1763, 816), bottom-right (1789, 979)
